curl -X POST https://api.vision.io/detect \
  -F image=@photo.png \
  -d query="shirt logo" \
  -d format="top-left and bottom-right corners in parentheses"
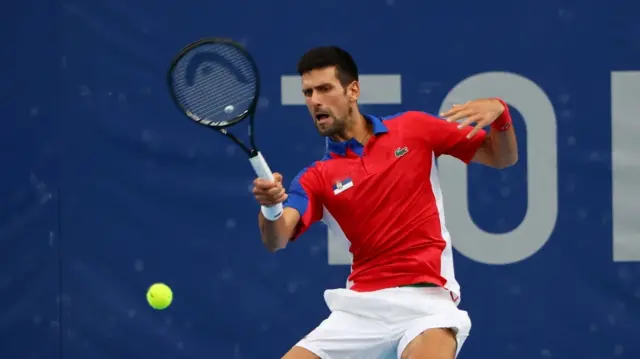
top-left (333, 177), bottom-right (354, 195)
top-left (394, 146), bottom-right (409, 158)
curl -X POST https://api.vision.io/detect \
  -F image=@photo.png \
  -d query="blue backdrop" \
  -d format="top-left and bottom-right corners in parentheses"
top-left (2, 0), bottom-right (640, 358)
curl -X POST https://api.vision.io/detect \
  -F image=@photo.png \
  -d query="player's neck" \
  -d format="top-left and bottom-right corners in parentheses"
top-left (351, 114), bottom-right (372, 145)
top-left (333, 109), bottom-right (372, 144)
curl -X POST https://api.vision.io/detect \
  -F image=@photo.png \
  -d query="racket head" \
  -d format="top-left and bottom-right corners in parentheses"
top-left (167, 38), bottom-right (260, 129)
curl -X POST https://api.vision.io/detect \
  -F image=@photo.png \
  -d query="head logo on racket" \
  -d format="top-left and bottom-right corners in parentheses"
top-left (184, 51), bottom-right (252, 87)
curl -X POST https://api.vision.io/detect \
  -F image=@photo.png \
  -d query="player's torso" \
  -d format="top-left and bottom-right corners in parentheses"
top-left (315, 116), bottom-right (448, 289)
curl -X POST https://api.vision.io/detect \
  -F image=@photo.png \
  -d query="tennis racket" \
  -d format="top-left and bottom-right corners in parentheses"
top-left (167, 37), bottom-right (282, 220)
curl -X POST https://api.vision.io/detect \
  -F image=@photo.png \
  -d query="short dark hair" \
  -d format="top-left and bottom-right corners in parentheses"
top-left (296, 46), bottom-right (359, 87)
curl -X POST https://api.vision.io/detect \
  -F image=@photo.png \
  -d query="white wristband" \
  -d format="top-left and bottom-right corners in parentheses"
top-left (261, 203), bottom-right (283, 221)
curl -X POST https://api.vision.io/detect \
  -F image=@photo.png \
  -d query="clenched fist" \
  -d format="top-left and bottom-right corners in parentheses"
top-left (252, 173), bottom-right (288, 206)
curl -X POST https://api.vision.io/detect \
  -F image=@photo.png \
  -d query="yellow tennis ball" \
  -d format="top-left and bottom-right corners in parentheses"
top-left (146, 283), bottom-right (173, 310)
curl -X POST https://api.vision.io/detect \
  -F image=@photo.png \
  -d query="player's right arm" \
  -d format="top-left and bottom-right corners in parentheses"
top-left (257, 206), bottom-right (300, 252)
top-left (253, 167), bottom-right (323, 252)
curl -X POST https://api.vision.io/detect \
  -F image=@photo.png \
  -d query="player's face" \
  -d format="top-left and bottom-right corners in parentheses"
top-left (301, 67), bottom-right (359, 138)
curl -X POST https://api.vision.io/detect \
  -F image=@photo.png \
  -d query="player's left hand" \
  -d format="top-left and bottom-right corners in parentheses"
top-left (440, 98), bottom-right (505, 138)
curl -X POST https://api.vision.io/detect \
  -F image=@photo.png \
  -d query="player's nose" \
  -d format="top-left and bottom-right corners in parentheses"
top-left (309, 92), bottom-right (324, 106)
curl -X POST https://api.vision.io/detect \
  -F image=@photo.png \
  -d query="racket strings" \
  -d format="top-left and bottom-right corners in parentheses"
top-left (171, 43), bottom-right (257, 125)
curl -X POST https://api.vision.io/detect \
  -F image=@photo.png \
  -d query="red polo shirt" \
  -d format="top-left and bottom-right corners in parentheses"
top-left (283, 110), bottom-right (491, 297)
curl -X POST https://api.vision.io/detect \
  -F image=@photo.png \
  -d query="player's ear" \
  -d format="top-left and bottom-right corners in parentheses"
top-left (347, 81), bottom-right (360, 103)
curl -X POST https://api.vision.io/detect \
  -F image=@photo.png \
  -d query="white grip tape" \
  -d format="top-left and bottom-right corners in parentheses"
top-left (249, 151), bottom-right (274, 181)
top-left (249, 152), bottom-right (283, 221)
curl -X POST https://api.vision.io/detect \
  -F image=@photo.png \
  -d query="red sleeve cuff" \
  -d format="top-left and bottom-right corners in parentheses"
top-left (458, 129), bottom-right (487, 164)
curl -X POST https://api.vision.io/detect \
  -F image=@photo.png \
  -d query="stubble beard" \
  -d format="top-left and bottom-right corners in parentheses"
top-left (316, 106), bottom-right (353, 138)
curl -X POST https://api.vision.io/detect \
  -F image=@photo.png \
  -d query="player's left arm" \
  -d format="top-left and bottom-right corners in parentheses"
top-left (440, 98), bottom-right (518, 169)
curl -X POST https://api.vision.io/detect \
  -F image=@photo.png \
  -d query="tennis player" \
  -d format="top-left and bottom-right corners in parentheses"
top-left (252, 46), bottom-right (518, 359)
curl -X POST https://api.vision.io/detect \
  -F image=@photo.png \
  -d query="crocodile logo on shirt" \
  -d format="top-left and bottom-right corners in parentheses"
top-left (394, 146), bottom-right (409, 158)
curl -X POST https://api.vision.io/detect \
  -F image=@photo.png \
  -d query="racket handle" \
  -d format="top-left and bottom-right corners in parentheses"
top-left (249, 151), bottom-right (283, 221)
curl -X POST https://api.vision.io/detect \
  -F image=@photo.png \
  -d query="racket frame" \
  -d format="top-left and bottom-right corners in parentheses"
top-left (167, 37), bottom-right (283, 220)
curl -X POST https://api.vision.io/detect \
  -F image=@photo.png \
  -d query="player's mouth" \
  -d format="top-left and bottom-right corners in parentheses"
top-left (315, 112), bottom-right (331, 124)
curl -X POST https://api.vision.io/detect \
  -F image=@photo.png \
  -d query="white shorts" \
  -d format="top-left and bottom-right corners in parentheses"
top-left (295, 286), bottom-right (471, 359)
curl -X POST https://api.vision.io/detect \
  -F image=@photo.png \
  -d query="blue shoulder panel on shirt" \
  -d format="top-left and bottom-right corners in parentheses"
top-left (284, 155), bottom-right (330, 217)
top-left (284, 167), bottom-right (311, 216)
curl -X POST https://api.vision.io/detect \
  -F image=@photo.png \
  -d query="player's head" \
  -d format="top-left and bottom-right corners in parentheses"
top-left (296, 46), bottom-right (360, 138)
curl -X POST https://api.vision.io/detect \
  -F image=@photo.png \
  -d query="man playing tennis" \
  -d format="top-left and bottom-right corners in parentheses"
top-left (252, 46), bottom-right (518, 359)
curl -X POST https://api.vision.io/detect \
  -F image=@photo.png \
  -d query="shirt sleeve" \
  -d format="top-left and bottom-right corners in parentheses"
top-left (283, 165), bottom-right (324, 241)
top-left (412, 111), bottom-right (487, 164)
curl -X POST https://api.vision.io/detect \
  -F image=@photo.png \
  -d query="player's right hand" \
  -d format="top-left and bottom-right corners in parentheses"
top-left (252, 172), bottom-right (288, 206)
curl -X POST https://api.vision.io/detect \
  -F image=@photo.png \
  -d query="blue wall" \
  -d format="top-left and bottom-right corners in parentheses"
top-left (2, 1), bottom-right (639, 358)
